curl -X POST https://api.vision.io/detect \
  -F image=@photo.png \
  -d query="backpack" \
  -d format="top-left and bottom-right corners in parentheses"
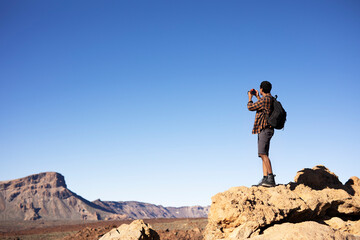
top-left (268, 95), bottom-right (287, 130)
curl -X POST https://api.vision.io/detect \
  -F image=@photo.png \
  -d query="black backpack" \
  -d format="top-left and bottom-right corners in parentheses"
top-left (268, 95), bottom-right (287, 130)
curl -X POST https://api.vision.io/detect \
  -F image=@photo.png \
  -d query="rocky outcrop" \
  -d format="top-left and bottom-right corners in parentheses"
top-left (204, 165), bottom-right (360, 239)
top-left (0, 172), bottom-right (117, 221)
top-left (99, 219), bottom-right (160, 240)
top-left (93, 199), bottom-right (209, 219)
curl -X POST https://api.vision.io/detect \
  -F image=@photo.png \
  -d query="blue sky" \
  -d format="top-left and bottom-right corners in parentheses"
top-left (1, 0), bottom-right (359, 207)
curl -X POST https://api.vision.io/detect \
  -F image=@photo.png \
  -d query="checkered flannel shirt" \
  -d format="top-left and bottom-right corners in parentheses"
top-left (247, 95), bottom-right (273, 134)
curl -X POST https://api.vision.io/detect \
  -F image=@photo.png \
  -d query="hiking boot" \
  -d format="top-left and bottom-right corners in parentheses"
top-left (252, 176), bottom-right (267, 187)
top-left (261, 174), bottom-right (276, 187)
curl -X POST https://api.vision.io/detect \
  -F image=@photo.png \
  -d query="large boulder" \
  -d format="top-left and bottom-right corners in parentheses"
top-left (204, 165), bottom-right (360, 240)
top-left (99, 219), bottom-right (160, 240)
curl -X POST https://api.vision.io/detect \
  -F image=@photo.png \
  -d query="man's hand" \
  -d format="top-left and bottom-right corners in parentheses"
top-left (248, 89), bottom-right (260, 102)
top-left (248, 91), bottom-right (253, 102)
top-left (255, 89), bottom-right (260, 99)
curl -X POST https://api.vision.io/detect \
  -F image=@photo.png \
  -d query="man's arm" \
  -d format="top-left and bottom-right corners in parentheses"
top-left (247, 90), bottom-right (263, 111)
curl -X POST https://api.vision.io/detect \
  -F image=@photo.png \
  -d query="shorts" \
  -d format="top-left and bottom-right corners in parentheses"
top-left (258, 128), bottom-right (274, 157)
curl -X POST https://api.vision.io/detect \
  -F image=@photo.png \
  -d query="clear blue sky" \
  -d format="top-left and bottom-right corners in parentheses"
top-left (1, 0), bottom-right (359, 207)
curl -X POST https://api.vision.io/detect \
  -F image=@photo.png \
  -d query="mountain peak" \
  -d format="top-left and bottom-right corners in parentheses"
top-left (0, 172), bottom-right (67, 190)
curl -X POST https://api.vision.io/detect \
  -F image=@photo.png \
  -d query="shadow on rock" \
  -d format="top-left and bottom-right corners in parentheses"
top-left (294, 165), bottom-right (355, 195)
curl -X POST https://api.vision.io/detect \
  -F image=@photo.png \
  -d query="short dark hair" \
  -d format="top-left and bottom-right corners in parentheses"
top-left (260, 81), bottom-right (272, 93)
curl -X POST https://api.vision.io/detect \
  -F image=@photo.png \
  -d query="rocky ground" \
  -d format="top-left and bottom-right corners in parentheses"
top-left (0, 218), bottom-right (207, 240)
top-left (204, 165), bottom-right (360, 240)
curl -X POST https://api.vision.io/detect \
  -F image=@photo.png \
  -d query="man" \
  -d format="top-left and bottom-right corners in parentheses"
top-left (247, 81), bottom-right (276, 187)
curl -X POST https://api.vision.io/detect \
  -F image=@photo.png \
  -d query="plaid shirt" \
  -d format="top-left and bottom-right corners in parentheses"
top-left (247, 95), bottom-right (273, 134)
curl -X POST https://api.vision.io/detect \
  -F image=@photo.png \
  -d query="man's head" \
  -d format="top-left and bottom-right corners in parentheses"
top-left (260, 81), bottom-right (272, 94)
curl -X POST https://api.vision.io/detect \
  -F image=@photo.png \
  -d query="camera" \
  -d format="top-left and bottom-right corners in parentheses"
top-left (249, 89), bottom-right (256, 95)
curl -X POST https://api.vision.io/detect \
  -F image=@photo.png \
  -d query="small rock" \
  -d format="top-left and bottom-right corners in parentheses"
top-left (99, 219), bottom-right (160, 240)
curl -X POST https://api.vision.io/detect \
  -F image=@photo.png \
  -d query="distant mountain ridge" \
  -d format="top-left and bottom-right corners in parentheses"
top-left (0, 172), bottom-right (208, 221)
top-left (93, 199), bottom-right (209, 219)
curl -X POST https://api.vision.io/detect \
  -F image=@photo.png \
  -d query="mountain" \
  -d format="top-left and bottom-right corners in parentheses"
top-left (0, 172), bottom-right (208, 221)
top-left (93, 199), bottom-right (209, 219)
top-left (0, 172), bottom-right (116, 221)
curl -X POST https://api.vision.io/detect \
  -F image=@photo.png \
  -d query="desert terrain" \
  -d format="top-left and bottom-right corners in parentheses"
top-left (0, 218), bottom-right (207, 240)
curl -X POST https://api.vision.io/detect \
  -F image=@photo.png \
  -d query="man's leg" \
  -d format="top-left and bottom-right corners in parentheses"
top-left (260, 154), bottom-right (273, 175)
top-left (259, 154), bottom-right (276, 187)
top-left (255, 128), bottom-right (275, 187)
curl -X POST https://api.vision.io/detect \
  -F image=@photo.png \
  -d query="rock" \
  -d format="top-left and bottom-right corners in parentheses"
top-left (21, 201), bottom-right (41, 220)
top-left (204, 165), bottom-right (360, 240)
top-left (99, 219), bottom-right (160, 240)
top-left (346, 176), bottom-right (360, 197)
top-left (249, 221), bottom-right (358, 240)
top-left (63, 225), bottom-right (117, 240)
top-left (325, 217), bottom-right (360, 236)
top-left (294, 165), bottom-right (343, 190)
